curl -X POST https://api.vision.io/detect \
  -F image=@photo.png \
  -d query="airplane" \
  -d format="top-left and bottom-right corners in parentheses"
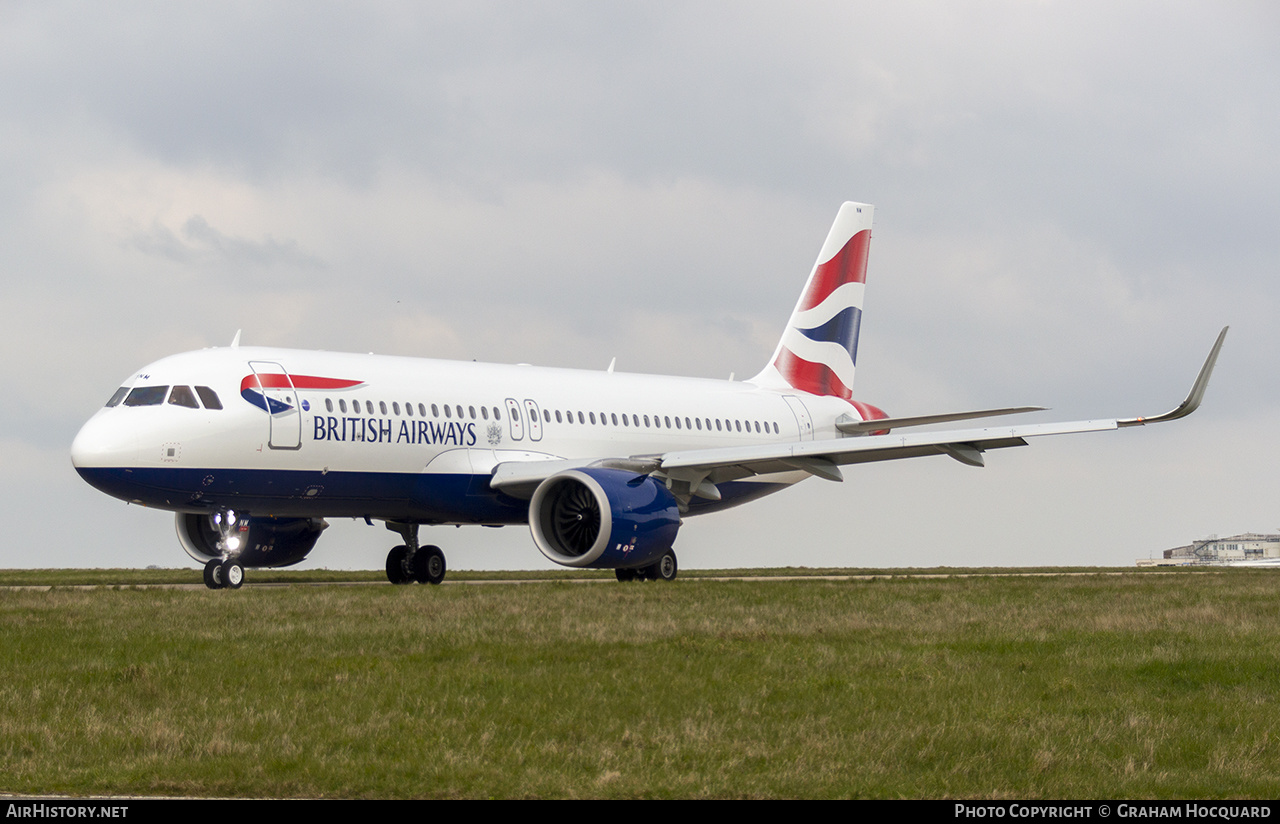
top-left (70, 201), bottom-right (1228, 589)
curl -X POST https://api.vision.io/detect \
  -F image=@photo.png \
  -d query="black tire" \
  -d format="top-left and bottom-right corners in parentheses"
top-left (649, 551), bottom-right (678, 582)
top-left (615, 568), bottom-right (638, 582)
top-left (413, 545), bottom-right (446, 585)
top-left (223, 561), bottom-right (244, 589)
top-left (203, 559), bottom-right (223, 590)
top-left (386, 545), bottom-right (411, 584)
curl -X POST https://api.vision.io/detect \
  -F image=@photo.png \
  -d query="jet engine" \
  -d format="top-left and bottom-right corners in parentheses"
top-left (529, 468), bottom-right (680, 570)
top-left (176, 512), bottom-right (328, 568)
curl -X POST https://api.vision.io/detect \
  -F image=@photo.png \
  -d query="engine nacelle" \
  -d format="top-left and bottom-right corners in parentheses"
top-left (529, 468), bottom-right (681, 569)
top-left (176, 513), bottom-right (328, 568)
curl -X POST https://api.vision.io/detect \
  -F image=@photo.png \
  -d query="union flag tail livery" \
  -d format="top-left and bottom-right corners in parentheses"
top-left (70, 200), bottom-right (1227, 589)
top-left (753, 201), bottom-right (873, 401)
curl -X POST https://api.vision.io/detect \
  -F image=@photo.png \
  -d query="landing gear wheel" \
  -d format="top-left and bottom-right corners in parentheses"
top-left (203, 559), bottom-right (224, 590)
top-left (615, 568), bottom-right (638, 582)
top-left (647, 551), bottom-right (678, 582)
top-left (386, 545), bottom-right (411, 585)
top-left (223, 561), bottom-right (244, 589)
top-left (413, 545), bottom-right (446, 585)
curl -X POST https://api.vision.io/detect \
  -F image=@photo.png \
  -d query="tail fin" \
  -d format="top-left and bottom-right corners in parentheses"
top-left (750, 201), bottom-right (874, 400)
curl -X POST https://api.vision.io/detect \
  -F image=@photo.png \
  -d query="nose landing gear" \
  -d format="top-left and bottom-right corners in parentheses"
top-left (203, 557), bottom-right (244, 589)
top-left (202, 510), bottom-right (247, 590)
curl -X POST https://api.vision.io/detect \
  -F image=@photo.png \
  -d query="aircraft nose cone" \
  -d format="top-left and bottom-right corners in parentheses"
top-left (72, 411), bottom-right (145, 503)
top-left (71, 411), bottom-right (138, 470)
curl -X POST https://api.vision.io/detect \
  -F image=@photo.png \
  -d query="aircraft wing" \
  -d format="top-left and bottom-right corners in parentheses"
top-left (667, 325), bottom-right (1228, 483)
top-left (491, 326), bottom-right (1227, 498)
top-left (658, 417), bottom-right (1113, 481)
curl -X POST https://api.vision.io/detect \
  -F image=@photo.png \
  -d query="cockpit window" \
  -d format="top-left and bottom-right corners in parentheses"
top-left (195, 386), bottom-right (222, 410)
top-left (105, 387), bottom-right (129, 407)
top-left (123, 386), bottom-right (169, 406)
top-left (168, 386), bottom-right (199, 408)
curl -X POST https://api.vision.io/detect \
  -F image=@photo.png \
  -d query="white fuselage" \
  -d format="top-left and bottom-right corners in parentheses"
top-left (71, 345), bottom-right (862, 525)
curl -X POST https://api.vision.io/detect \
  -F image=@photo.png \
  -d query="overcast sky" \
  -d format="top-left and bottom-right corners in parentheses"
top-left (2, 2), bottom-right (1276, 570)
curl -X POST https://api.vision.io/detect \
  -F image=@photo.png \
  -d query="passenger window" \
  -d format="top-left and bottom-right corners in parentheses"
top-left (105, 387), bottom-right (129, 407)
top-left (366, 401), bottom-right (374, 415)
top-left (432, 404), bottom-right (439, 417)
top-left (419, 403), bottom-right (426, 417)
top-left (470, 406), bottom-right (477, 419)
top-left (481, 406), bottom-right (489, 420)
top-left (123, 386), bottom-right (168, 406)
top-left (339, 399), bottom-right (347, 413)
top-left (325, 398), bottom-right (334, 413)
top-left (167, 386), bottom-right (199, 408)
top-left (444, 405), bottom-right (451, 418)
top-left (494, 407), bottom-right (501, 421)
top-left (589, 412), bottom-right (596, 425)
top-left (393, 402), bottom-right (400, 416)
top-left (380, 401), bottom-right (388, 415)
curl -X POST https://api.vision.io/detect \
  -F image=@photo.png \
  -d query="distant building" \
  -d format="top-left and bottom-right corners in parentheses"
top-left (1141, 533), bottom-right (1280, 566)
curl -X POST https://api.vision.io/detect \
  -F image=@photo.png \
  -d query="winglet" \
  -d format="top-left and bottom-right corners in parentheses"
top-left (1117, 326), bottom-right (1228, 427)
top-left (230, 329), bottom-right (242, 348)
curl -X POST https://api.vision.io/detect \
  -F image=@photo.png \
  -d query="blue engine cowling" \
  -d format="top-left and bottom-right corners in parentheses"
top-left (176, 513), bottom-right (328, 568)
top-left (529, 468), bottom-right (681, 569)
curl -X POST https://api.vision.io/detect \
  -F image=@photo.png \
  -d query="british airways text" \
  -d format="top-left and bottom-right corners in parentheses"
top-left (312, 416), bottom-right (477, 446)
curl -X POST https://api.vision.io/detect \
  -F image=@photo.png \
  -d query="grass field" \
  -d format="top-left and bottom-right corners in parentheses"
top-left (1, 568), bottom-right (1277, 798)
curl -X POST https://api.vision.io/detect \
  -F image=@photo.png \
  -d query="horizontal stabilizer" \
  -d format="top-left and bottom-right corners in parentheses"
top-left (836, 406), bottom-right (1046, 435)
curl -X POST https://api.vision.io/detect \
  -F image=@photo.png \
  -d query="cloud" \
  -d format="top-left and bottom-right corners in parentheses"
top-left (130, 214), bottom-right (324, 269)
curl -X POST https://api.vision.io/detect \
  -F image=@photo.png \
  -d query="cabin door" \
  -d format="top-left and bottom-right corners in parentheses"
top-left (782, 395), bottom-right (815, 441)
top-left (247, 361), bottom-right (302, 450)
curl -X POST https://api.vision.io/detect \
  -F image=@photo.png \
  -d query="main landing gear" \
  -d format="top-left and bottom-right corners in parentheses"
top-left (385, 522), bottom-right (447, 585)
top-left (203, 509), bottom-right (247, 590)
top-left (615, 550), bottom-right (678, 583)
